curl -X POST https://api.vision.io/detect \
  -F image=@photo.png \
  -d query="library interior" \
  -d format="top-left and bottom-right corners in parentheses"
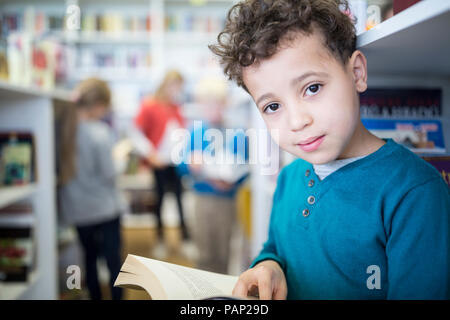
top-left (0, 0), bottom-right (449, 300)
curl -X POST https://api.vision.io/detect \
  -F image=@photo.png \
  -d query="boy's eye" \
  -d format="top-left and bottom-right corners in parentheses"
top-left (263, 103), bottom-right (280, 114)
top-left (305, 84), bottom-right (322, 96)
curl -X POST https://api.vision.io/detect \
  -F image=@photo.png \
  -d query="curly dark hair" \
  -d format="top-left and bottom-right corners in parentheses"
top-left (209, 0), bottom-right (357, 91)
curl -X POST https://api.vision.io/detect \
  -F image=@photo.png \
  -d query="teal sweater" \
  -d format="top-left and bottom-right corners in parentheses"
top-left (251, 139), bottom-right (450, 299)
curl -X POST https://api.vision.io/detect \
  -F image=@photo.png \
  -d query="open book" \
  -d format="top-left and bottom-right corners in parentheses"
top-left (196, 149), bottom-right (249, 184)
top-left (114, 254), bottom-right (239, 300)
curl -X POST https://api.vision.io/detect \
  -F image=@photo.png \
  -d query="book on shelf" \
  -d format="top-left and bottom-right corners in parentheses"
top-left (0, 226), bottom-right (35, 282)
top-left (31, 39), bottom-right (55, 90)
top-left (81, 13), bottom-right (151, 34)
top-left (393, 0), bottom-right (421, 15)
top-left (360, 88), bottom-right (442, 119)
top-left (0, 6), bottom-right (228, 35)
top-left (0, 200), bottom-right (34, 228)
top-left (76, 46), bottom-right (152, 78)
top-left (6, 31), bottom-right (69, 89)
top-left (0, 132), bottom-right (36, 187)
top-left (114, 254), bottom-right (241, 300)
top-left (1, 13), bottom-right (20, 35)
top-left (1, 10), bottom-right (134, 35)
top-left (0, 37), bottom-right (8, 80)
top-left (361, 118), bottom-right (446, 154)
top-left (6, 32), bottom-right (33, 87)
top-left (421, 156), bottom-right (450, 188)
top-left (0, 201), bottom-right (32, 215)
top-left (165, 13), bottom-right (225, 34)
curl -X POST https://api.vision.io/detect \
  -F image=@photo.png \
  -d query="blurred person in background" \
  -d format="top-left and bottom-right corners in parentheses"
top-left (60, 78), bottom-right (123, 300)
top-left (134, 70), bottom-right (189, 240)
top-left (177, 75), bottom-right (248, 274)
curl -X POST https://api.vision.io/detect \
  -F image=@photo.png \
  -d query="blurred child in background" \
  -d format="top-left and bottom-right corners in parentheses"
top-left (134, 70), bottom-right (189, 240)
top-left (60, 78), bottom-right (123, 300)
top-left (178, 75), bottom-right (248, 274)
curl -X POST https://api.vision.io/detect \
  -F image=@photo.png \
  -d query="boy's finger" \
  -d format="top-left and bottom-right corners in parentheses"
top-left (232, 279), bottom-right (250, 298)
top-left (257, 274), bottom-right (273, 300)
top-left (272, 282), bottom-right (287, 300)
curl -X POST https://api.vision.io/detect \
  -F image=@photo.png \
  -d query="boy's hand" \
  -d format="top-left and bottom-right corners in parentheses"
top-left (210, 179), bottom-right (234, 191)
top-left (188, 162), bottom-right (203, 175)
top-left (188, 151), bottom-right (204, 175)
top-left (232, 260), bottom-right (287, 300)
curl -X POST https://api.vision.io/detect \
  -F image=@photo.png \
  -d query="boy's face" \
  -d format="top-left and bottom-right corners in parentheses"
top-left (199, 97), bottom-right (227, 125)
top-left (242, 31), bottom-right (368, 164)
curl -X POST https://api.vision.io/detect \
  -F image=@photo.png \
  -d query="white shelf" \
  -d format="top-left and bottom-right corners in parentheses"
top-left (0, 80), bottom-right (71, 102)
top-left (0, 82), bottom-right (57, 299)
top-left (62, 31), bottom-right (218, 45)
top-left (69, 68), bottom-right (154, 82)
top-left (64, 32), bottom-right (155, 45)
top-left (164, 31), bottom-right (219, 44)
top-left (357, 0), bottom-right (450, 77)
top-left (0, 270), bottom-right (39, 300)
top-left (0, 213), bottom-right (35, 227)
top-left (0, 184), bottom-right (37, 210)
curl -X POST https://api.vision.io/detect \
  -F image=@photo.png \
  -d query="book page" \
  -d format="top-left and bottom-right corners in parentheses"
top-left (200, 150), bottom-right (249, 184)
top-left (132, 255), bottom-right (239, 300)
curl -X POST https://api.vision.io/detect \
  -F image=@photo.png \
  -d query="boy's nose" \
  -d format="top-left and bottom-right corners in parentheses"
top-left (287, 105), bottom-right (312, 132)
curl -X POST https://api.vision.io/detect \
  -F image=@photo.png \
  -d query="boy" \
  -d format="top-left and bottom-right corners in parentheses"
top-left (209, 0), bottom-right (450, 299)
top-left (177, 75), bottom-right (248, 274)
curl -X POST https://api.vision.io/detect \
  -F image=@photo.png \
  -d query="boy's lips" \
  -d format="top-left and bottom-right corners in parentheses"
top-left (298, 135), bottom-right (324, 145)
top-left (296, 135), bottom-right (325, 152)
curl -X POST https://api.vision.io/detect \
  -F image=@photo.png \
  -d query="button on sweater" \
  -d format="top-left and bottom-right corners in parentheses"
top-left (251, 139), bottom-right (450, 299)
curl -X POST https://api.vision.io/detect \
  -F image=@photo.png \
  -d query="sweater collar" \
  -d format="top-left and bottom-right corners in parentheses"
top-left (302, 138), bottom-right (398, 192)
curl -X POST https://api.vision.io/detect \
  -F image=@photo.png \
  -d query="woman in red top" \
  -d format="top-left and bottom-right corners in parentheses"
top-left (135, 70), bottom-right (189, 240)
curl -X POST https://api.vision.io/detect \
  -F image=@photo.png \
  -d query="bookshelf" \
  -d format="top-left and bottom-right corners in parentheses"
top-left (358, 0), bottom-right (450, 76)
top-left (0, 0), bottom-right (239, 137)
top-left (250, 0), bottom-right (450, 257)
top-left (0, 81), bottom-right (70, 299)
top-left (0, 0), bottom-right (234, 80)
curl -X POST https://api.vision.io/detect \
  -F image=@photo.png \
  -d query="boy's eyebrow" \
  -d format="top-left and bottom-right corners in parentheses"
top-left (290, 71), bottom-right (329, 87)
top-left (255, 71), bottom-right (329, 107)
top-left (255, 93), bottom-right (276, 107)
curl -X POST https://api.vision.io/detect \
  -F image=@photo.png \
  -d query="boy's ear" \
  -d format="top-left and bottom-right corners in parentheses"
top-left (349, 50), bottom-right (368, 93)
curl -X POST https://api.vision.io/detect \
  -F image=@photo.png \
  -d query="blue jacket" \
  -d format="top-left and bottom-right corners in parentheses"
top-left (177, 122), bottom-right (248, 198)
top-left (251, 139), bottom-right (450, 299)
